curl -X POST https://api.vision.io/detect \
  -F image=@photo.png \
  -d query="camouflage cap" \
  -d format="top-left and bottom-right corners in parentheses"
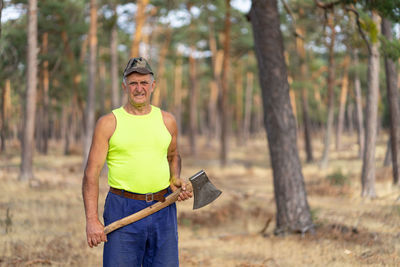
top-left (123, 57), bottom-right (154, 78)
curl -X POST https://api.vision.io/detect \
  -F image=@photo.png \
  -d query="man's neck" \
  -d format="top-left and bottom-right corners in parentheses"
top-left (124, 103), bottom-right (152, 115)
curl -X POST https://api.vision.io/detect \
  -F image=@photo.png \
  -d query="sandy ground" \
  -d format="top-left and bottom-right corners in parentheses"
top-left (0, 134), bottom-right (400, 266)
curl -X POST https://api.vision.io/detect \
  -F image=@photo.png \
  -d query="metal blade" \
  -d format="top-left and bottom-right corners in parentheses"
top-left (189, 170), bottom-right (222, 210)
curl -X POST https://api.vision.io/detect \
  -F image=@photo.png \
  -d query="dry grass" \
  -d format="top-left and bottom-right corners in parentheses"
top-left (1, 134), bottom-right (400, 266)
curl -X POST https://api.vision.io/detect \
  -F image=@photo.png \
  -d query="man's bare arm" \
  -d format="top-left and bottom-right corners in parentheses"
top-left (162, 111), bottom-right (192, 201)
top-left (82, 113), bottom-right (115, 247)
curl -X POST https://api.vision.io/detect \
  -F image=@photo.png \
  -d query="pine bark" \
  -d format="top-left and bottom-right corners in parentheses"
top-left (382, 18), bottom-right (400, 185)
top-left (20, 0), bottom-right (38, 181)
top-left (361, 12), bottom-right (380, 198)
top-left (249, 0), bottom-right (313, 234)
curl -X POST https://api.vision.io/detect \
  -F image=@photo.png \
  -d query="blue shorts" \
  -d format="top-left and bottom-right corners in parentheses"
top-left (103, 188), bottom-right (178, 267)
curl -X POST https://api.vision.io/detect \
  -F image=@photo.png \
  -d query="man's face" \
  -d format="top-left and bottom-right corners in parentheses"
top-left (122, 73), bottom-right (155, 106)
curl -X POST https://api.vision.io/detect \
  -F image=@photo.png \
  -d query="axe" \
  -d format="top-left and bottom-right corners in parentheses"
top-left (104, 170), bottom-right (222, 235)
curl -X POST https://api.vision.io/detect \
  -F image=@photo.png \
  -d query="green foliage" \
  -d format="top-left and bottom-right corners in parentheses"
top-left (380, 36), bottom-right (400, 61)
top-left (359, 12), bottom-right (379, 43)
top-left (327, 169), bottom-right (350, 186)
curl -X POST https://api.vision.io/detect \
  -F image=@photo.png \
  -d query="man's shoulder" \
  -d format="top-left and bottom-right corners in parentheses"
top-left (95, 113), bottom-right (116, 138)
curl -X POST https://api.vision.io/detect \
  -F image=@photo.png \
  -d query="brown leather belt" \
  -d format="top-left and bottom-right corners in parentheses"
top-left (109, 187), bottom-right (168, 202)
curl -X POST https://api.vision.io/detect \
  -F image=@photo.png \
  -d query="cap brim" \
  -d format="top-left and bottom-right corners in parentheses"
top-left (124, 67), bottom-right (153, 77)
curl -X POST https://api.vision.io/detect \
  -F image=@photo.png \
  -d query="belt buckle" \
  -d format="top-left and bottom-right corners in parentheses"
top-left (145, 193), bottom-right (154, 202)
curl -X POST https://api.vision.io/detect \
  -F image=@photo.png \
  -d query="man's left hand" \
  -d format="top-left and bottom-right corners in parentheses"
top-left (170, 178), bottom-right (193, 201)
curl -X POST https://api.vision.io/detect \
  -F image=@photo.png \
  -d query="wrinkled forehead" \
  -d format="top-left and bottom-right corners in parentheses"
top-left (125, 72), bottom-right (153, 82)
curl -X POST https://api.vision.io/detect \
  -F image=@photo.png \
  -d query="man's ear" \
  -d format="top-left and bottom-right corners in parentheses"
top-left (122, 81), bottom-right (127, 92)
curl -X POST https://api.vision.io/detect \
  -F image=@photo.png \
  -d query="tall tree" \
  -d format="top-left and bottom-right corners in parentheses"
top-left (320, 8), bottom-right (336, 168)
top-left (249, 0), bottom-right (313, 234)
top-left (0, 0), bottom-right (3, 37)
top-left (361, 11), bottom-right (380, 198)
top-left (130, 0), bottom-right (149, 57)
top-left (110, 2), bottom-right (120, 109)
top-left (335, 55), bottom-right (351, 150)
top-left (220, 0), bottom-right (231, 166)
top-left (382, 18), bottom-right (400, 185)
top-left (83, 0), bottom-right (98, 166)
top-left (19, 0), bottom-right (38, 181)
top-left (353, 49), bottom-right (364, 158)
top-left (1, 80), bottom-right (11, 152)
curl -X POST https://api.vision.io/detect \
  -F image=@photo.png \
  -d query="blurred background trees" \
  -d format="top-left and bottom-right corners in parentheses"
top-left (0, 0), bottom-right (399, 212)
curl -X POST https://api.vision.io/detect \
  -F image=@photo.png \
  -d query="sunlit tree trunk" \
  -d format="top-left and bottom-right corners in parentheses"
top-left (110, 3), bottom-right (119, 109)
top-left (361, 12), bottom-right (380, 198)
top-left (20, 0), bottom-right (38, 181)
top-left (208, 17), bottom-right (223, 141)
top-left (320, 11), bottom-right (336, 168)
top-left (382, 18), bottom-right (400, 185)
top-left (1, 79), bottom-right (11, 152)
top-left (83, 0), bottom-right (98, 167)
top-left (152, 28), bottom-right (171, 108)
top-left (249, 0), bottom-right (313, 234)
top-left (336, 55), bottom-right (350, 150)
top-left (220, 0), bottom-right (231, 166)
top-left (130, 0), bottom-right (149, 57)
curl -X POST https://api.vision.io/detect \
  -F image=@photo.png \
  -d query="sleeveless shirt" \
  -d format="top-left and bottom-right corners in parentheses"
top-left (106, 105), bottom-right (172, 193)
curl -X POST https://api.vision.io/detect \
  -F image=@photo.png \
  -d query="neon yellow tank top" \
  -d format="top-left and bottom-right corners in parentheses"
top-left (106, 105), bottom-right (172, 193)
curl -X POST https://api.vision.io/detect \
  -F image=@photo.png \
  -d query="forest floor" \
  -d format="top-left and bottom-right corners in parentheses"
top-left (0, 133), bottom-right (400, 266)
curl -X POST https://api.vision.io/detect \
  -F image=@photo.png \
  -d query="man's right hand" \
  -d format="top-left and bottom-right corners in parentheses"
top-left (86, 218), bottom-right (107, 248)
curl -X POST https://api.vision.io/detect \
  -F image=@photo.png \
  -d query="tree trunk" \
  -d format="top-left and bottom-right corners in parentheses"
top-left (296, 25), bottom-right (313, 162)
top-left (130, 0), bottom-right (149, 57)
top-left (110, 4), bottom-right (120, 109)
top-left (174, 56), bottom-right (183, 136)
top-left (20, 0), bottom-right (38, 181)
top-left (188, 46), bottom-right (198, 155)
top-left (1, 79), bottom-right (11, 152)
top-left (207, 17), bottom-right (223, 141)
top-left (249, 0), bottom-right (313, 234)
top-left (361, 12), bottom-right (380, 198)
top-left (152, 28), bottom-right (171, 108)
top-left (39, 32), bottom-right (50, 154)
top-left (320, 11), bottom-right (336, 169)
top-left (336, 55), bottom-right (351, 150)
top-left (0, 0), bottom-right (3, 37)
top-left (220, 0), bottom-right (231, 166)
top-left (83, 0), bottom-right (98, 167)
top-left (353, 50), bottom-right (364, 158)
top-left (235, 64), bottom-right (244, 145)
top-left (382, 18), bottom-right (400, 185)
top-left (243, 71), bottom-right (254, 144)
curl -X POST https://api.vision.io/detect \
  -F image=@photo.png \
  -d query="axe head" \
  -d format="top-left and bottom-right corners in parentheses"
top-left (189, 170), bottom-right (222, 210)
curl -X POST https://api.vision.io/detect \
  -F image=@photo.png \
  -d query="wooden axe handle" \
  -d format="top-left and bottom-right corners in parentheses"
top-left (104, 188), bottom-right (182, 235)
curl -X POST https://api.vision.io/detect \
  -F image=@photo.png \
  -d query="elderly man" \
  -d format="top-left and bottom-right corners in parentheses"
top-left (82, 57), bottom-right (192, 266)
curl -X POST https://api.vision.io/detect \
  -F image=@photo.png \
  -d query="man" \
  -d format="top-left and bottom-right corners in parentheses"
top-left (82, 57), bottom-right (192, 266)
